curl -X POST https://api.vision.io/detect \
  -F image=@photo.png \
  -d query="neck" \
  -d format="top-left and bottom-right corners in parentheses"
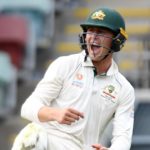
top-left (92, 54), bottom-right (112, 75)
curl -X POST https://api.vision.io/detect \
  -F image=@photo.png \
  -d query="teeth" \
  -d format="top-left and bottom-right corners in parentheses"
top-left (91, 44), bottom-right (100, 48)
top-left (92, 43), bottom-right (99, 46)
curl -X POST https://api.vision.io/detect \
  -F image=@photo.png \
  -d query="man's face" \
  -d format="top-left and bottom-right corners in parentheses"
top-left (85, 27), bottom-right (114, 61)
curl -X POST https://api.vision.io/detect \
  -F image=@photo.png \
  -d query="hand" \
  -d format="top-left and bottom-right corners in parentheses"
top-left (51, 107), bottom-right (84, 125)
top-left (92, 144), bottom-right (108, 150)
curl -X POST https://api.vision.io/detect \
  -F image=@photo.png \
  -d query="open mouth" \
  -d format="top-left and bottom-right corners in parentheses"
top-left (91, 44), bottom-right (101, 49)
top-left (90, 43), bottom-right (102, 53)
top-left (90, 42), bottom-right (101, 48)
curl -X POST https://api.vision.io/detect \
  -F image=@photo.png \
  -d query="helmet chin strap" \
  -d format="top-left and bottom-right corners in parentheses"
top-left (99, 49), bottom-right (112, 61)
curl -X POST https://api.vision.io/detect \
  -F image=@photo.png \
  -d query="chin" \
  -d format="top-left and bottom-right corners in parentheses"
top-left (90, 57), bottom-right (100, 62)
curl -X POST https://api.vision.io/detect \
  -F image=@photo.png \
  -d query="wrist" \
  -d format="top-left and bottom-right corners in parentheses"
top-left (38, 106), bottom-right (56, 122)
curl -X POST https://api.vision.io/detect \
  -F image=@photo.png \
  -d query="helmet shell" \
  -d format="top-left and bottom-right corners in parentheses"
top-left (80, 8), bottom-right (126, 34)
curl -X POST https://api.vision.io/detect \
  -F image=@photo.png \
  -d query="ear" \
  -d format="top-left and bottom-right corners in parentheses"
top-left (79, 33), bottom-right (87, 50)
top-left (111, 31), bottom-right (127, 52)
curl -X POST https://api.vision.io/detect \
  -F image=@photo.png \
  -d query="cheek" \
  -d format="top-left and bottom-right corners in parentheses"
top-left (85, 34), bottom-right (91, 42)
top-left (109, 40), bottom-right (113, 47)
top-left (104, 38), bottom-right (113, 46)
top-left (85, 36), bottom-right (88, 43)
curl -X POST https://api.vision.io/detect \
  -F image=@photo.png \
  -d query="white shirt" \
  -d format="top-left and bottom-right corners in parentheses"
top-left (21, 51), bottom-right (135, 150)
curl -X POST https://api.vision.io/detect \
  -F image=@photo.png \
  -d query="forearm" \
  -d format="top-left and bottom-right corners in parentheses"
top-left (38, 106), bottom-right (84, 125)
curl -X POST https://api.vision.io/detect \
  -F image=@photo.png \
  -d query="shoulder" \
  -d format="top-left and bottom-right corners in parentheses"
top-left (112, 72), bottom-right (135, 106)
top-left (56, 52), bottom-right (84, 64)
top-left (115, 72), bottom-right (134, 96)
top-left (52, 52), bottom-right (84, 69)
top-left (45, 52), bottom-right (84, 77)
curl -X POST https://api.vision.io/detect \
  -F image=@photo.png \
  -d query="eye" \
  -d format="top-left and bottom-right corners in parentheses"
top-left (86, 30), bottom-right (93, 34)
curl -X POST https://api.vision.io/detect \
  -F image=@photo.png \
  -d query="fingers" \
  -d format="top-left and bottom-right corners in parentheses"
top-left (92, 144), bottom-right (102, 149)
top-left (65, 116), bottom-right (76, 123)
top-left (101, 148), bottom-right (108, 150)
top-left (92, 144), bottom-right (108, 150)
top-left (61, 116), bottom-right (77, 125)
top-left (65, 108), bottom-right (84, 124)
top-left (63, 120), bottom-right (73, 125)
top-left (56, 108), bottom-right (84, 125)
top-left (68, 108), bottom-right (84, 119)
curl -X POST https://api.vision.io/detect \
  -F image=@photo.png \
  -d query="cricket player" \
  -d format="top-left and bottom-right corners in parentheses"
top-left (13, 7), bottom-right (135, 150)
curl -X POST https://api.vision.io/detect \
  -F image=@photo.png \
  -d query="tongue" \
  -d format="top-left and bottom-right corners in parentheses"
top-left (91, 45), bottom-right (101, 53)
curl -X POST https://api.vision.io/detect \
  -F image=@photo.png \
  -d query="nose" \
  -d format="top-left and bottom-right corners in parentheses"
top-left (90, 32), bottom-right (104, 44)
top-left (89, 32), bottom-right (99, 41)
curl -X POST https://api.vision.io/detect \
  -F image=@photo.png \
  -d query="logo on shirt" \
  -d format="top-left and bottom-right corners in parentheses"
top-left (72, 73), bottom-right (84, 88)
top-left (101, 85), bottom-right (117, 102)
top-left (76, 73), bottom-right (83, 80)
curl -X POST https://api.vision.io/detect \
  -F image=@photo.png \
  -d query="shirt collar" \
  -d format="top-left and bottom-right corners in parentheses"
top-left (106, 60), bottom-right (118, 76)
top-left (81, 51), bottom-right (118, 76)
